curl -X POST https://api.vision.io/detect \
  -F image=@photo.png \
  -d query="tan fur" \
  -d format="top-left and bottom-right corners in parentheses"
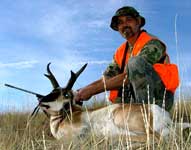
top-left (112, 104), bottom-right (153, 133)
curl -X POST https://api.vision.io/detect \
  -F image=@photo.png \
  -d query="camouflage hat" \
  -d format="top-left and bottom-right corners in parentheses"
top-left (110, 6), bottom-right (145, 31)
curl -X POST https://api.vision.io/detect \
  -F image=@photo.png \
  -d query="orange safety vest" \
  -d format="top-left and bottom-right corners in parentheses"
top-left (109, 31), bottom-right (179, 102)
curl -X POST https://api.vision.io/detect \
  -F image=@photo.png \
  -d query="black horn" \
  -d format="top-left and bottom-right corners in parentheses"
top-left (66, 63), bottom-right (87, 90)
top-left (44, 63), bottom-right (60, 89)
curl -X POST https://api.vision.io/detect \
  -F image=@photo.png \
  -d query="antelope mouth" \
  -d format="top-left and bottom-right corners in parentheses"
top-left (40, 104), bottom-right (50, 109)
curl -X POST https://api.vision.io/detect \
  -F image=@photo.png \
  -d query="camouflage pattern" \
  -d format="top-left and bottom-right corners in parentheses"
top-left (104, 59), bottom-right (121, 78)
top-left (139, 40), bottom-right (168, 65)
top-left (104, 39), bottom-right (174, 111)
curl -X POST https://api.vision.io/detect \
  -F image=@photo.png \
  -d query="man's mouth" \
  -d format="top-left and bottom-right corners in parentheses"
top-left (121, 27), bottom-right (133, 38)
top-left (123, 27), bottom-right (131, 34)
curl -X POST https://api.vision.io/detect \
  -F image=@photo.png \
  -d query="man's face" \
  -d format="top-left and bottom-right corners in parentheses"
top-left (117, 16), bottom-right (141, 39)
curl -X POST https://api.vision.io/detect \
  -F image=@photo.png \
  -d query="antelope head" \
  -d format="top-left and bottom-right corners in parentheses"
top-left (32, 63), bottom-right (87, 117)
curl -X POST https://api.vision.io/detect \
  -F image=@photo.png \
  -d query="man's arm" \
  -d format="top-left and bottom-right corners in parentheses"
top-left (74, 72), bottom-right (127, 101)
top-left (139, 39), bottom-right (166, 65)
top-left (103, 58), bottom-right (121, 78)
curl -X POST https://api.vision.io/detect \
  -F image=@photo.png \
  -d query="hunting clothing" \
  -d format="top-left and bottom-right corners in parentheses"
top-left (104, 30), bottom-right (179, 111)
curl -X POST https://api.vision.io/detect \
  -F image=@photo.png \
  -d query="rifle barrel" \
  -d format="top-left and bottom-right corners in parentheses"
top-left (4, 83), bottom-right (44, 98)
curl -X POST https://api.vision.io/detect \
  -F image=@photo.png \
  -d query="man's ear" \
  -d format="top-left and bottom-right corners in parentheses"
top-left (137, 17), bottom-right (142, 27)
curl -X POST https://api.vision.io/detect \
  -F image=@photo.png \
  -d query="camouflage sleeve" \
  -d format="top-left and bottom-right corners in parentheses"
top-left (103, 56), bottom-right (121, 78)
top-left (138, 39), bottom-right (166, 65)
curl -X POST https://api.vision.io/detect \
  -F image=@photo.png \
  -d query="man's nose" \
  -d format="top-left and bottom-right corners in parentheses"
top-left (120, 21), bottom-right (129, 28)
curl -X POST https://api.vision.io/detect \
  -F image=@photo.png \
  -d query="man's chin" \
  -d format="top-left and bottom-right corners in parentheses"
top-left (122, 33), bottom-right (132, 39)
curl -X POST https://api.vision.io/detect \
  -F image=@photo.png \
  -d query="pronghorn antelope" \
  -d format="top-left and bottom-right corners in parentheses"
top-left (32, 63), bottom-right (191, 142)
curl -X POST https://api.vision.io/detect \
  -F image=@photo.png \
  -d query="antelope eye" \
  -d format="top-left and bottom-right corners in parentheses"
top-left (63, 93), bottom-right (69, 98)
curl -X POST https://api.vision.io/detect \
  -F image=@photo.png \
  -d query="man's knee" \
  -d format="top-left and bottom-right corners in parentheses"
top-left (127, 57), bottom-right (151, 81)
top-left (128, 57), bottom-right (146, 72)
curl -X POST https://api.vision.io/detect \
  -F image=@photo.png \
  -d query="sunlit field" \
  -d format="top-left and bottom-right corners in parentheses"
top-left (0, 98), bottom-right (191, 150)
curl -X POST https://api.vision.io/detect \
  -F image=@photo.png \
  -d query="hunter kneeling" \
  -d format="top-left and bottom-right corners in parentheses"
top-left (74, 6), bottom-right (179, 111)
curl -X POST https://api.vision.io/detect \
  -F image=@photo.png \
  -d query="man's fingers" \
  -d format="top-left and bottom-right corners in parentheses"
top-left (73, 91), bottom-right (82, 101)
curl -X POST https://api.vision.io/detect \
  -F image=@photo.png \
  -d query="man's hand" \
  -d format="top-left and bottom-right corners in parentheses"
top-left (74, 87), bottom-right (92, 102)
top-left (74, 73), bottom-right (127, 102)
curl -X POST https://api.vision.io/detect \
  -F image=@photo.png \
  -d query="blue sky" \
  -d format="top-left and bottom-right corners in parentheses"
top-left (0, 0), bottom-right (191, 112)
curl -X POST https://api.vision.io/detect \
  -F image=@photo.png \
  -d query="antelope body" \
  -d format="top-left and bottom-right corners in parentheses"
top-left (34, 63), bottom-right (190, 142)
top-left (47, 103), bottom-right (172, 140)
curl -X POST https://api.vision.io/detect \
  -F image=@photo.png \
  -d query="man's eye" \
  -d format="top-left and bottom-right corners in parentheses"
top-left (118, 20), bottom-right (123, 25)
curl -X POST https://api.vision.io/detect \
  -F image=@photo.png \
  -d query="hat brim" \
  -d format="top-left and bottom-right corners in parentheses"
top-left (110, 15), bottom-right (145, 31)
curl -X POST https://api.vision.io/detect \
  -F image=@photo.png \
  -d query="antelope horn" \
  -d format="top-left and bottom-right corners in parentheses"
top-left (66, 63), bottom-right (87, 90)
top-left (44, 62), bottom-right (60, 89)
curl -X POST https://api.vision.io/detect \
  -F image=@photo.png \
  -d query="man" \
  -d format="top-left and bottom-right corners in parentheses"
top-left (74, 6), bottom-right (179, 111)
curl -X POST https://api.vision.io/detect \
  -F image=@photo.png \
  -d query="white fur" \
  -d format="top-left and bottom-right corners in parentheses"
top-left (151, 104), bottom-right (172, 136)
top-left (47, 101), bottom-right (63, 111)
top-left (84, 104), bottom-right (140, 137)
top-left (50, 116), bottom-right (65, 139)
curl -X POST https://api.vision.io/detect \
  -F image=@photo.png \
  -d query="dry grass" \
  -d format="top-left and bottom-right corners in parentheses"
top-left (0, 101), bottom-right (191, 150)
top-left (171, 101), bottom-right (191, 123)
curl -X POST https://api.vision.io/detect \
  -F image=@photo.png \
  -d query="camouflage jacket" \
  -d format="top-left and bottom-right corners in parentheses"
top-left (104, 39), bottom-right (167, 78)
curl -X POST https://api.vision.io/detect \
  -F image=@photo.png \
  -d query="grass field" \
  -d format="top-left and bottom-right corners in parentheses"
top-left (0, 101), bottom-right (191, 150)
